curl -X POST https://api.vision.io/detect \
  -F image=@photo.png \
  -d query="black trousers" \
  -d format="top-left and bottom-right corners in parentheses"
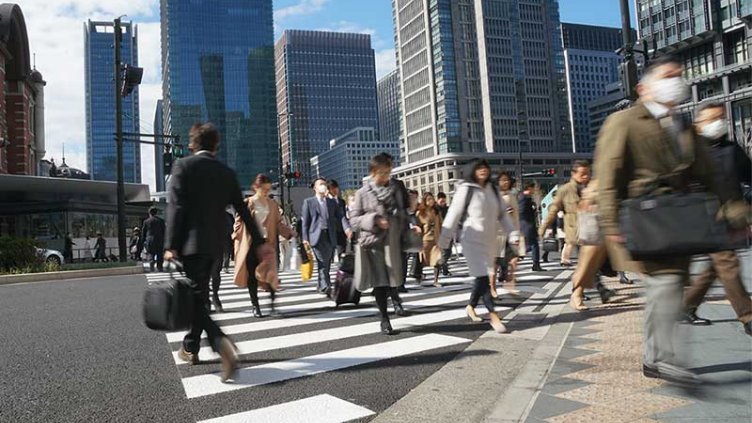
top-left (210, 257), bottom-right (223, 302)
top-left (469, 276), bottom-right (495, 313)
top-left (182, 255), bottom-right (225, 354)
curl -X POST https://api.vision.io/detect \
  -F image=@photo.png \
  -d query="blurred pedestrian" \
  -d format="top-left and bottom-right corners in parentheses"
top-left (234, 174), bottom-right (296, 317)
top-left (416, 192), bottom-right (443, 288)
top-left (83, 236), bottom-right (93, 262)
top-left (64, 232), bottom-right (75, 263)
top-left (165, 122), bottom-right (272, 382)
top-left (129, 228), bottom-right (141, 261)
top-left (94, 232), bottom-right (107, 262)
top-left (681, 101), bottom-right (751, 334)
top-left (494, 171), bottom-right (520, 297)
top-left (327, 179), bottom-right (349, 258)
top-left (595, 55), bottom-right (716, 384)
top-left (350, 153), bottom-right (415, 334)
top-left (435, 192), bottom-right (452, 276)
top-left (439, 159), bottom-right (518, 334)
top-left (209, 209), bottom-right (235, 313)
top-left (140, 207), bottom-right (166, 272)
top-left (519, 181), bottom-right (543, 272)
top-left (301, 178), bottom-right (351, 294)
top-left (540, 160), bottom-right (592, 267)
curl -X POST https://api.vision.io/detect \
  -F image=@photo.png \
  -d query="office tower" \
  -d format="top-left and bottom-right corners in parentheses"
top-left (275, 30), bottom-right (379, 182)
top-left (153, 100), bottom-right (165, 192)
top-left (84, 20), bottom-right (141, 182)
top-left (161, 0), bottom-right (278, 184)
top-left (391, 0), bottom-right (572, 193)
top-left (310, 127), bottom-right (400, 191)
top-left (635, 0), bottom-right (751, 142)
top-left (377, 69), bottom-right (402, 144)
top-left (562, 23), bottom-right (626, 152)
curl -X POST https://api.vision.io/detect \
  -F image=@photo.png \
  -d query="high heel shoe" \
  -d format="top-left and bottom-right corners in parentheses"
top-left (381, 320), bottom-right (396, 335)
top-left (466, 305), bottom-right (483, 322)
top-left (252, 306), bottom-right (264, 318)
top-left (489, 313), bottom-right (508, 334)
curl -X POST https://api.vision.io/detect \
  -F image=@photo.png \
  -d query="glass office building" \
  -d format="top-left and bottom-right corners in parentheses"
top-left (153, 99), bottom-right (165, 192)
top-left (562, 23), bottom-right (626, 152)
top-left (635, 0), bottom-right (751, 145)
top-left (275, 30), bottom-right (378, 182)
top-left (161, 0), bottom-right (278, 185)
top-left (377, 69), bottom-right (402, 146)
top-left (84, 20), bottom-right (141, 183)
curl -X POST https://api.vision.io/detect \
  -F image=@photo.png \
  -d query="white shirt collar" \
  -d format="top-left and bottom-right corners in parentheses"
top-left (643, 101), bottom-right (671, 119)
top-left (194, 150), bottom-right (213, 157)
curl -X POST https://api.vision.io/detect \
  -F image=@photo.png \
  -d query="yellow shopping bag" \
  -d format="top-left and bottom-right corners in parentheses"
top-left (300, 244), bottom-right (314, 281)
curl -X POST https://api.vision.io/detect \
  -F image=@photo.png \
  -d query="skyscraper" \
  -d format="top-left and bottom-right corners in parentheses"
top-left (275, 30), bottom-right (379, 182)
top-left (84, 20), bottom-right (141, 183)
top-left (377, 69), bottom-right (402, 145)
top-left (635, 0), bottom-right (751, 143)
top-left (562, 23), bottom-right (625, 152)
top-left (161, 0), bottom-right (278, 184)
top-left (391, 0), bottom-right (572, 193)
top-left (153, 99), bottom-right (165, 192)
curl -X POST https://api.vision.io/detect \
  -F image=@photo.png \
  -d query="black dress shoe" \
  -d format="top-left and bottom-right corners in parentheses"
top-left (619, 273), bottom-right (634, 285)
top-left (252, 306), bottom-right (264, 318)
top-left (744, 321), bottom-right (752, 336)
top-left (212, 296), bottom-right (224, 314)
top-left (532, 265), bottom-right (544, 272)
top-left (643, 363), bottom-right (699, 385)
top-left (597, 286), bottom-right (616, 304)
top-left (381, 320), bottom-right (397, 335)
top-left (398, 285), bottom-right (408, 293)
top-left (681, 310), bottom-right (711, 326)
top-left (394, 302), bottom-right (407, 316)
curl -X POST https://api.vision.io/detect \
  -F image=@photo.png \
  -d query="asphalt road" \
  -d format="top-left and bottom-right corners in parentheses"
top-left (0, 256), bottom-right (569, 423)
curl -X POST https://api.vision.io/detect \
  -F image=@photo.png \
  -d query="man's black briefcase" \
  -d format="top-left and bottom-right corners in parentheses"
top-left (619, 192), bottom-right (729, 260)
top-left (142, 264), bottom-right (194, 331)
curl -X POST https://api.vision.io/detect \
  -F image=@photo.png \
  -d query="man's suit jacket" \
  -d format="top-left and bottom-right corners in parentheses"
top-left (301, 196), bottom-right (350, 248)
top-left (331, 196), bottom-right (348, 246)
top-left (165, 152), bottom-right (263, 259)
top-left (139, 216), bottom-right (166, 254)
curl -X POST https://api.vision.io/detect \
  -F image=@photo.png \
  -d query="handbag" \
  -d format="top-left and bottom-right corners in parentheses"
top-left (577, 211), bottom-right (602, 245)
top-left (402, 219), bottom-right (423, 253)
top-left (619, 191), bottom-right (729, 260)
top-left (142, 261), bottom-right (194, 331)
top-left (542, 238), bottom-right (559, 252)
top-left (300, 244), bottom-right (314, 281)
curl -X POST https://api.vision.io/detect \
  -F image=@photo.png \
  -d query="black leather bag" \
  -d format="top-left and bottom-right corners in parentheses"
top-left (542, 238), bottom-right (559, 253)
top-left (142, 262), bottom-right (194, 331)
top-left (619, 192), bottom-right (729, 260)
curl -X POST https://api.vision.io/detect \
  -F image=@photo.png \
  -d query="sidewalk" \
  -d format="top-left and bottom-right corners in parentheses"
top-left (520, 277), bottom-right (752, 423)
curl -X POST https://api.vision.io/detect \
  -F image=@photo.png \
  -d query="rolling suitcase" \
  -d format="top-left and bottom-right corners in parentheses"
top-left (328, 248), bottom-right (360, 306)
top-left (142, 262), bottom-right (194, 331)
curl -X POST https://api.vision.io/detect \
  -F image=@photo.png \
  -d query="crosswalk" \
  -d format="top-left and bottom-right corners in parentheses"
top-left (144, 256), bottom-right (567, 422)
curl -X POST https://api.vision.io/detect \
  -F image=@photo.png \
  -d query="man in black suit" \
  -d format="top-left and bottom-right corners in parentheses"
top-left (518, 181), bottom-right (543, 272)
top-left (139, 207), bottom-right (166, 272)
top-left (165, 122), bottom-right (271, 382)
top-left (327, 179), bottom-right (348, 258)
top-left (301, 177), bottom-right (351, 293)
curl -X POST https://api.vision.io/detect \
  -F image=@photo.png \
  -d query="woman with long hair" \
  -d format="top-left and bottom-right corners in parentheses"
top-left (439, 160), bottom-right (518, 333)
top-left (416, 192), bottom-right (443, 287)
top-left (350, 153), bottom-right (416, 335)
top-left (234, 174), bottom-right (296, 317)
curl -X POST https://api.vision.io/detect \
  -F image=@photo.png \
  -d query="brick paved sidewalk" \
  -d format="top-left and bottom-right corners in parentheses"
top-left (524, 278), bottom-right (752, 423)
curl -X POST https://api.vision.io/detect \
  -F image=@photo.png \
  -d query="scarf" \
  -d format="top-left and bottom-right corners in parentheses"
top-left (369, 178), bottom-right (395, 214)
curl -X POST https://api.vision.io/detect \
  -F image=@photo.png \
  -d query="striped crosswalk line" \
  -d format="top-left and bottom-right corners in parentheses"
top-left (145, 256), bottom-right (562, 421)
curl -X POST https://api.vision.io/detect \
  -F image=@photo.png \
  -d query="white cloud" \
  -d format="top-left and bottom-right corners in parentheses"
top-left (375, 48), bottom-right (396, 80)
top-left (275, 0), bottom-right (329, 21)
top-left (316, 20), bottom-right (376, 36)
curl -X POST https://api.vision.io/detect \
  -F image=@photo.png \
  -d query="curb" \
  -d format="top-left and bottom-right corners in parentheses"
top-left (0, 265), bottom-right (144, 285)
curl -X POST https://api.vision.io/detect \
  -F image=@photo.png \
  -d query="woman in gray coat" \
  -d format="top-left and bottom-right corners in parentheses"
top-left (349, 153), bottom-right (414, 335)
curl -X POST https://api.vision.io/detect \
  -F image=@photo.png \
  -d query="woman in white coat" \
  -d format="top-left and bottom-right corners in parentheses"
top-left (439, 160), bottom-right (519, 333)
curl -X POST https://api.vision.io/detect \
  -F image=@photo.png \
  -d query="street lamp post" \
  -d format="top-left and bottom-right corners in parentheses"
top-left (114, 17), bottom-right (127, 263)
top-left (619, 0), bottom-right (639, 101)
top-left (277, 112), bottom-right (293, 217)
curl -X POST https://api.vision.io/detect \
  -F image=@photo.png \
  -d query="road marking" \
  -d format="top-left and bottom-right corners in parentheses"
top-left (165, 288), bottom-right (504, 343)
top-left (196, 394), bottom-right (375, 423)
top-left (173, 293), bottom-right (498, 364)
top-left (181, 334), bottom-right (471, 398)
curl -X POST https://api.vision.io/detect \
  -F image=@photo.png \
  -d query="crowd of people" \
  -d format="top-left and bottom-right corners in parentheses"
top-left (159, 53), bottom-right (750, 385)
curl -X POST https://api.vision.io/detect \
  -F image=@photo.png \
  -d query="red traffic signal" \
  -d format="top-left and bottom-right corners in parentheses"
top-left (544, 168), bottom-right (556, 176)
top-left (293, 171), bottom-right (301, 179)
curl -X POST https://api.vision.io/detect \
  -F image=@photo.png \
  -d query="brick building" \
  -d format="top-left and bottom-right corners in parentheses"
top-left (0, 3), bottom-right (45, 176)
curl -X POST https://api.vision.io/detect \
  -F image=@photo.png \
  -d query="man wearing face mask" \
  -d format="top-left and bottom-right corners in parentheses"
top-left (595, 55), bottom-right (717, 384)
top-left (302, 178), bottom-right (351, 293)
top-left (681, 102), bottom-right (752, 334)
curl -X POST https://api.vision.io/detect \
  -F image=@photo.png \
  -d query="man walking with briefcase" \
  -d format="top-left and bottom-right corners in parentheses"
top-left (595, 55), bottom-right (717, 384)
top-left (164, 122), bottom-right (272, 382)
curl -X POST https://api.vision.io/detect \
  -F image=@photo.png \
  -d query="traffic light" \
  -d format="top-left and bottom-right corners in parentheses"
top-left (284, 170), bottom-right (302, 180)
top-left (544, 168), bottom-right (556, 176)
top-left (121, 65), bottom-right (143, 98)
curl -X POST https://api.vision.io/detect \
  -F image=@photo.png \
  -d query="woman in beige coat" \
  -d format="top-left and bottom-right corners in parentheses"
top-left (234, 174), bottom-right (296, 317)
top-left (416, 192), bottom-right (443, 287)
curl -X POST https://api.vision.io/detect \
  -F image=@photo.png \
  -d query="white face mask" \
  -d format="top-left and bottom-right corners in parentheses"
top-left (700, 119), bottom-right (728, 140)
top-left (650, 76), bottom-right (690, 105)
top-left (316, 185), bottom-right (328, 195)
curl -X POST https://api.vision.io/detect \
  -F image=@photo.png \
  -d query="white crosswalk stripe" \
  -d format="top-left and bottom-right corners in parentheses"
top-left (145, 256), bottom-right (563, 422)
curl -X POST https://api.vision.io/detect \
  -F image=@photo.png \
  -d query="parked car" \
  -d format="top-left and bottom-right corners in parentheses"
top-left (36, 248), bottom-right (64, 265)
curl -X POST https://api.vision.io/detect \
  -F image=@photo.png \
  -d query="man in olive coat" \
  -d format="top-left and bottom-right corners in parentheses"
top-left (595, 55), bottom-right (715, 384)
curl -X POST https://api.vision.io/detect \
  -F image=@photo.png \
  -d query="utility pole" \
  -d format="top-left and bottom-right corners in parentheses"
top-left (619, 0), bottom-right (638, 101)
top-left (114, 17), bottom-right (127, 263)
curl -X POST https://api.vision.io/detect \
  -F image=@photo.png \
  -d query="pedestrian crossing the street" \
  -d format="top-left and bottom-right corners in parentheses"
top-left (144, 256), bottom-right (568, 422)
